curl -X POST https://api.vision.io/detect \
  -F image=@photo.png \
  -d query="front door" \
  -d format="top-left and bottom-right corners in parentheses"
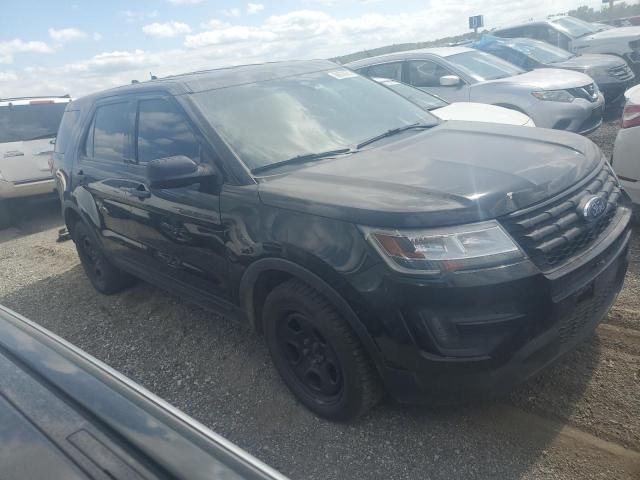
top-left (114, 95), bottom-right (229, 301)
top-left (406, 60), bottom-right (470, 102)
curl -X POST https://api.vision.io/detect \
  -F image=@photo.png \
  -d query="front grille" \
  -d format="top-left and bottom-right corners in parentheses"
top-left (501, 163), bottom-right (621, 272)
top-left (568, 83), bottom-right (599, 102)
top-left (608, 63), bottom-right (635, 81)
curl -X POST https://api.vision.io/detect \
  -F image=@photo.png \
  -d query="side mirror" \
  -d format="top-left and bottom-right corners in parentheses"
top-left (440, 75), bottom-right (461, 87)
top-left (146, 155), bottom-right (216, 189)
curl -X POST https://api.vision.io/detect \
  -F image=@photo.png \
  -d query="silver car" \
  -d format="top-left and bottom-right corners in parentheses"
top-left (346, 46), bottom-right (605, 134)
top-left (0, 95), bottom-right (71, 228)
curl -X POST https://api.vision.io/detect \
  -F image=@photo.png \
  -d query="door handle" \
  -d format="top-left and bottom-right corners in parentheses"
top-left (121, 185), bottom-right (151, 199)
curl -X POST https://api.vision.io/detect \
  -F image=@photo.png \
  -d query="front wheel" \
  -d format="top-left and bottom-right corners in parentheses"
top-left (72, 221), bottom-right (135, 294)
top-left (263, 279), bottom-right (383, 421)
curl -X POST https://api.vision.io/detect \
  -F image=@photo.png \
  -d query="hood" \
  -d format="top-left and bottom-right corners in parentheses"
top-left (551, 53), bottom-right (626, 71)
top-left (585, 26), bottom-right (640, 41)
top-left (0, 138), bottom-right (54, 183)
top-left (485, 68), bottom-right (594, 89)
top-left (258, 121), bottom-right (601, 228)
top-left (433, 103), bottom-right (533, 126)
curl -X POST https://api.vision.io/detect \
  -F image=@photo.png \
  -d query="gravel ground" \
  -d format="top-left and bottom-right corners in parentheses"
top-left (0, 118), bottom-right (639, 479)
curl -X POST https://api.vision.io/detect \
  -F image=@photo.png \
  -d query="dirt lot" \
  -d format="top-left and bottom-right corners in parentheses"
top-left (1, 118), bottom-right (639, 479)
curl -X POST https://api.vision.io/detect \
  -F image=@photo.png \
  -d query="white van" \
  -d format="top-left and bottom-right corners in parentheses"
top-left (0, 96), bottom-right (71, 228)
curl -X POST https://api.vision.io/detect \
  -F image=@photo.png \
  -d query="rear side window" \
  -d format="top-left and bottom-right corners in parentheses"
top-left (136, 98), bottom-right (199, 164)
top-left (54, 110), bottom-right (79, 154)
top-left (367, 62), bottom-right (403, 81)
top-left (0, 102), bottom-right (67, 143)
top-left (91, 102), bottom-right (130, 162)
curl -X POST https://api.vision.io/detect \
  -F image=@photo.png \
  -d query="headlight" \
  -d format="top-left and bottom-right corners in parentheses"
top-left (532, 90), bottom-right (575, 103)
top-left (362, 221), bottom-right (524, 275)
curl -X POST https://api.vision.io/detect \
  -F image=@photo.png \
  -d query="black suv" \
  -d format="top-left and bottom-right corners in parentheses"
top-left (53, 60), bottom-right (631, 421)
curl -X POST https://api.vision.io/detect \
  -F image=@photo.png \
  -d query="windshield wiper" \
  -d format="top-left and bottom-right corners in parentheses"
top-left (356, 122), bottom-right (435, 149)
top-left (20, 133), bottom-right (56, 142)
top-left (251, 147), bottom-right (355, 175)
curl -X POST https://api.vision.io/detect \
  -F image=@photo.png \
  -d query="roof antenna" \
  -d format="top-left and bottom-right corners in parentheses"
top-left (150, 72), bottom-right (157, 80)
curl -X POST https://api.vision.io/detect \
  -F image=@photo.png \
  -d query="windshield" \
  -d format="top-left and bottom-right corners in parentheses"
top-left (551, 16), bottom-right (598, 38)
top-left (0, 102), bottom-right (67, 143)
top-left (445, 50), bottom-right (525, 81)
top-left (192, 70), bottom-right (437, 170)
top-left (507, 39), bottom-right (575, 64)
top-left (380, 80), bottom-right (449, 110)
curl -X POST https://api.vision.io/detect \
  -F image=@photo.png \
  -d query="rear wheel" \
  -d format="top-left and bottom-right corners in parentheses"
top-left (0, 200), bottom-right (11, 229)
top-left (263, 279), bottom-right (383, 421)
top-left (72, 221), bottom-right (135, 294)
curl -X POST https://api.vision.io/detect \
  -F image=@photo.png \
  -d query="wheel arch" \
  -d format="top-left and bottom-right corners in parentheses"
top-left (238, 258), bottom-right (385, 369)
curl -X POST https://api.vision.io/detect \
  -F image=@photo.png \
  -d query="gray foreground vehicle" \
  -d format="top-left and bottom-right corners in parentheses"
top-left (346, 46), bottom-right (605, 134)
top-left (0, 304), bottom-right (288, 480)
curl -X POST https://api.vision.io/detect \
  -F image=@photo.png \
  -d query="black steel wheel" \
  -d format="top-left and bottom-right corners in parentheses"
top-left (263, 279), bottom-right (382, 421)
top-left (72, 221), bottom-right (134, 294)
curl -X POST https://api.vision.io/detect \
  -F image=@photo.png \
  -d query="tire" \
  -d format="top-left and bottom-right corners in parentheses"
top-left (0, 200), bottom-right (11, 230)
top-left (263, 278), bottom-right (383, 421)
top-left (72, 221), bottom-right (135, 294)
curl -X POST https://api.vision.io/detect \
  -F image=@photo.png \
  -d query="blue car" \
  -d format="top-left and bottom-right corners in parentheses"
top-left (471, 35), bottom-right (636, 105)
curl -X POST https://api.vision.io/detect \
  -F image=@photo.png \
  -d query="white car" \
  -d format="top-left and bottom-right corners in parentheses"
top-left (0, 96), bottom-right (71, 228)
top-left (372, 77), bottom-right (535, 126)
top-left (493, 16), bottom-right (640, 74)
top-left (612, 84), bottom-right (640, 205)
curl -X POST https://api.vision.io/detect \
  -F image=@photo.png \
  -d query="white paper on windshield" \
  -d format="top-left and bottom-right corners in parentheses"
top-left (328, 70), bottom-right (358, 79)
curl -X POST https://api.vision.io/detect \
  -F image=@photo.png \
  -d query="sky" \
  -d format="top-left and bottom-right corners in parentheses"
top-left (1, 0), bottom-right (607, 98)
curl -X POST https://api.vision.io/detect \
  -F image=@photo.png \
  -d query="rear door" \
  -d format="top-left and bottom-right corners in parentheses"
top-left (114, 94), bottom-right (229, 302)
top-left (74, 97), bottom-right (139, 260)
top-left (405, 59), bottom-right (470, 101)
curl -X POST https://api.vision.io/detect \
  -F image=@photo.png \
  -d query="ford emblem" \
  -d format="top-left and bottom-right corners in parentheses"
top-left (581, 196), bottom-right (606, 222)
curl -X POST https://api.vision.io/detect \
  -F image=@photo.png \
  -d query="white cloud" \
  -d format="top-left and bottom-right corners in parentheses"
top-left (0, 39), bottom-right (53, 64)
top-left (143, 21), bottom-right (192, 38)
top-left (121, 10), bottom-right (159, 23)
top-left (48, 27), bottom-right (88, 43)
top-left (0, 71), bottom-right (18, 81)
top-left (168, 0), bottom-right (202, 4)
top-left (2, 0), bottom-right (605, 98)
top-left (223, 8), bottom-right (242, 17)
top-left (247, 3), bottom-right (264, 14)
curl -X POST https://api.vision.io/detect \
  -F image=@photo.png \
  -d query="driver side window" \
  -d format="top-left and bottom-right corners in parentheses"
top-left (407, 61), bottom-right (452, 88)
top-left (136, 98), bottom-right (200, 164)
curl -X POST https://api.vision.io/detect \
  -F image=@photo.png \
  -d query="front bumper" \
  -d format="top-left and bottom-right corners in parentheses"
top-left (363, 203), bottom-right (631, 405)
top-left (599, 78), bottom-right (638, 106)
top-left (526, 94), bottom-right (605, 135)
top-left (0, 178), bottom-right (56, 200)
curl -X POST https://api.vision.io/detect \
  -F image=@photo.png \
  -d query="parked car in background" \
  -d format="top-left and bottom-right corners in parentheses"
top-left (0, 304), bottom-right (287, 480)
top-left (605, 16), bottom-right (640, 28)
top-left (372, 77), bottom-right (535, 126)
top-left (471, 36), bottom-right (636, 105)
top-left (54, 60), bottom-right (631, 421)
top-left (612, 84), bottom-right (640, 205)
top-left (346, 47), bottom-right (605, 134)
top-left (0, 95), bottom-right (71, 228)
top-left (492, 16), bottom-right (640, 75)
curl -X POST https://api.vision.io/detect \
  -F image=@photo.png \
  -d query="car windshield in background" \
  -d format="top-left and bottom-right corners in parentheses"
top-left (192, 69), bottom-right (438, 170)
top-left (381, 80), bottom-right (449, 110)
top-left (445, 50), bottom-right (525, 81)
top-left (551, 16), bottom-right (599, 38)
top-left (508, 39), bottom-right (575, 64)
top-left (0, 102), bottom-right (67, 143)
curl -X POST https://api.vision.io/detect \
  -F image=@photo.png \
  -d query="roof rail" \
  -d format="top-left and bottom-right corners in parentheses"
top-left (0, 94), bottom-right (71, 102)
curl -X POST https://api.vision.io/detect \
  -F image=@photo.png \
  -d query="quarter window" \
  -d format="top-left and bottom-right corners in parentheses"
top-left (92, 102), bottom-right (130, 161)
top-left (407, 61), bottom-right (452, 88)
top-left (136, 98), bottom-right (199, 164)
top-left (366, 62), bottom-right (403, 81)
